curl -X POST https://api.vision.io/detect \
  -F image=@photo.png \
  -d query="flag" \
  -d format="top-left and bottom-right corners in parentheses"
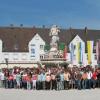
top-left (69, 43), bottom-right (74, 63)
top-left (96, 41), bottom-right (99, 62)
top-left (87, 41), bottom-right (94, 65)
top-left (77, 42), bottom-right (81, 64)
top-left (77, 42), bottom-right (83, 65)
top-left (80, 42), bottom-right (84, 64)
top-left (96, 40), bottom-right (100, 64)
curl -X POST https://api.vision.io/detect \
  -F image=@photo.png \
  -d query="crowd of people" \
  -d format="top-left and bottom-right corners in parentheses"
top-left (0, 65), bottom-right (100, 90)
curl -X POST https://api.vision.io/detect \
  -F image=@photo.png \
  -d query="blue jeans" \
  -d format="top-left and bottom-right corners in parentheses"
top-left (75, 80), bottom-right (81, 89)
top-left (82, 79), bottom-right (87, 89)
top-left (27, 81), bottom-right (31, 90)
top-left (92, 79), bottom-right (96, 88)
top-left (87, 79), bottom-right (92, 89)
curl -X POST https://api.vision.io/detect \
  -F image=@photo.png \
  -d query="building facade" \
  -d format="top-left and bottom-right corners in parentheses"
top-left (0, 26), bottom-right (100, 68)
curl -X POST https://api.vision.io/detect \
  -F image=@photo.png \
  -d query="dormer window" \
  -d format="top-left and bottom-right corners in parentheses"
top-left (40, 45), bottom-right (44, 50)
top-left (14, 43), bottom-right (19, 51)
top-left (35, 35), bottom-right (39, 40)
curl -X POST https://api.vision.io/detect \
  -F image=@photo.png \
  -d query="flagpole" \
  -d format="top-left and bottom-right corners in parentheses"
top-left (85, 27), bottom-right (88, 66)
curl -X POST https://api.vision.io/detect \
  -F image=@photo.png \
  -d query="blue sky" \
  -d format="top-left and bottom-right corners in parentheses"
top-left (0, 0), bottom-right (100, 29)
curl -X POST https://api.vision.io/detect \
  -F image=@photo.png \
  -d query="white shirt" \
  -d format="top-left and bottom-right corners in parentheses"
top-left (87, 71), bottom-right (92, 79)
top-left (0, 72), bottom-right (4, 80)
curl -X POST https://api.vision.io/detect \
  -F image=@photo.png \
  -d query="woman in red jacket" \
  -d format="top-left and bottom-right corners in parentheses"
top-left (92, 70), bottom-right (97, 88)
top-left (8, 74), bottom-right (14, 88)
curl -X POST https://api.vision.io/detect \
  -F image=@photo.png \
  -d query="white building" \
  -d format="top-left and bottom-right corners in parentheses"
top-left (69, 35), bottom-right (97, 67)
top-left (0, 26), bottom-right (99, 68)
top-left (0, 33), bottom-right (46, 68)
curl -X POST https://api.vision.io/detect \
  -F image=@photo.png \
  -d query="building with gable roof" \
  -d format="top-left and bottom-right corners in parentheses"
top-left (0, 26), bottom-right (99, 68)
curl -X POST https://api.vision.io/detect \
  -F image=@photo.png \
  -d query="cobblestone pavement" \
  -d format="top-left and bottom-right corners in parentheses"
top-left (0, 88), bottom-right (100, 100)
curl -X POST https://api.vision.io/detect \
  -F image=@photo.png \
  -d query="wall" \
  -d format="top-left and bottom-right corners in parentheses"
top-left (28, 34), bottom-right (45, 61)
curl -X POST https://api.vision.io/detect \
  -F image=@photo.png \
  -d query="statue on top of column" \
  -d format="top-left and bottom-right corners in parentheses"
top-left (49, 25), bottom-right (60, 51)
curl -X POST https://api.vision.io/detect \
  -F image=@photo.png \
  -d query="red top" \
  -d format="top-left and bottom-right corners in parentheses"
top-left (32, 75), bottom-right (37, 80)
top-left (26, 75), bottom-right (32, 82)
top-left (22, 75), bottom-right (27, 81)
top-left (8, 75), bottom-right (14, 80)
top-left (92, 72), bottom-right (97, 80)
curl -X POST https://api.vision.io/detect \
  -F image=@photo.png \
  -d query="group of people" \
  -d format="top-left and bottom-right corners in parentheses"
top-left (0, 65), bottom-right (100, 90)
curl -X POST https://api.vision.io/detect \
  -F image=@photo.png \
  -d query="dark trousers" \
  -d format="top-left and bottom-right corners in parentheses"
top-left (22, 81), bottom-right (27, 89)
top-left (13, 79), bottom-right (17, 88)
top-left (42, 81), bottom-right (46, 90)
top-left (92, 79), bottom-right (96, 88)
top-left (82, 79), bottom-right (87, 89)
top-left (76, 80), bottom-right (81, 90)
top-left (8, 80), bottom-right (14, 88)
top-left (36, 81), bottom-right (42, 90)
top-left (87, 79), bottom-right (92, 89)
top-left (51, 80), bottom-right (56, 90)
top-left (64, 81), bottom-right (69, 89)
top-left (4, 79), bottom-right (8, 88)
top-left (97, 78), bottom-right (100, 88)
top-left (46, 81), bottom-right (51, 90)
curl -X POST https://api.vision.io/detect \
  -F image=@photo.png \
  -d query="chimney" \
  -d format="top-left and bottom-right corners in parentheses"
top-left (42, 25), bottom-right (45, 28)
top-left (10, 24), bottom-right (14, 29)
top-left (85, 27), bottom-right (88, 34)
top-left (20, 24), bottom-right (23, 27)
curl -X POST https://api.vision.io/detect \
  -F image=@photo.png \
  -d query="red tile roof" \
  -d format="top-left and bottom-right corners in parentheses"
top-left (0, 27), bottom-right (100, 52)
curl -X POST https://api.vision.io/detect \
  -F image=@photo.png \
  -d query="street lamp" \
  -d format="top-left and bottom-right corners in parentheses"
top-left (5, 58), bottom-right (8, 69)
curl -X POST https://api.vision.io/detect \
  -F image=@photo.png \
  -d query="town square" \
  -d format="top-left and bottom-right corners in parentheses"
top-left (0, 0), bottom-right (100, 100)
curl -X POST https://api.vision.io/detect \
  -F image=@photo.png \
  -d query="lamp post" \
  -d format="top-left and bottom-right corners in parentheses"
top-left (5, 58), bottom-right (8, 69)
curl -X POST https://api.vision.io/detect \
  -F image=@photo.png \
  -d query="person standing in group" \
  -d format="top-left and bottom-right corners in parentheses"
top-left (64, 70), bottom-right (70, 90)
top-left (45, 73), bottom-right (51, 90)
top-left (56, 72), bottom-right (61, 90)
top-left (41, 71), bottom-right (46, 90)
top-left (87, 70), bottom-right (92, 89)
top-left (97, 68), bottom-right (100, 88)
top-left (0, 69), bottom-right (5, 88)
top-left (22, 72), bottom-right (27, 89)
top-left (4, 70), bottom-right (9, 89)
top-left (51, 72), bottom-right (56, 90)
top-left (60, 71), bottom-right (64, 90)
top-left (16, 72), bottom-right (21, 89)
top-left (37, 72), bottom-right (42, 90)
top-left (26, 73), bottom-right (32, 90)
top-left (8, 73), bottom-right (14, 88)
top-left (12, 72), bottom-right (17, 88)
top-left (92, 69), bottom-right (97, 89)
top-left (82, 71), bottom-right (88, 89)
top-left (32, 72), bottom-right (37, 90)
top-left (75, 71), bottom-right (82, 90)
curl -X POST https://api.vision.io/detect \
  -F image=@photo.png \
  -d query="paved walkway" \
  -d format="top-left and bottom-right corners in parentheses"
top-left (0, 88), bottom-right (100, 100)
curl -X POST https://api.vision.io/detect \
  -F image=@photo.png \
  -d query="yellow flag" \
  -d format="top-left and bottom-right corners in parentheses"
top-left (87, 41), bottom-right (91, 64)
top-left (87, 41), bottom-right (93, 65)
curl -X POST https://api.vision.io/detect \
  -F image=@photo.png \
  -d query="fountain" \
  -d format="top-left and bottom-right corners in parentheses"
top-left (49, 25), bottom-right (60, 58)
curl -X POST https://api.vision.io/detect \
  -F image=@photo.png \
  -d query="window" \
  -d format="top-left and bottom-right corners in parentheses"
top-left (31, 48), bottom-right (35, 53)
top-left (40, 55), bottom-right (44, 59)
top-left (30, 44), bottom-right (35, 46)
top-left (31, 55), bottom-right (35, 57)
top-left (40, 45), bottom-right (44, 50)
top-left (30, 44), bottom-right (36, 58)
top-left (94, 54), bottom-right (97, 60)
top-left (30, 48), bottom-right (35, 58)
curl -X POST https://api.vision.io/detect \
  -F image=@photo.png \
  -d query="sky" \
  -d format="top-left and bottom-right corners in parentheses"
top-left (0, 0), bottom-right (100, 29)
